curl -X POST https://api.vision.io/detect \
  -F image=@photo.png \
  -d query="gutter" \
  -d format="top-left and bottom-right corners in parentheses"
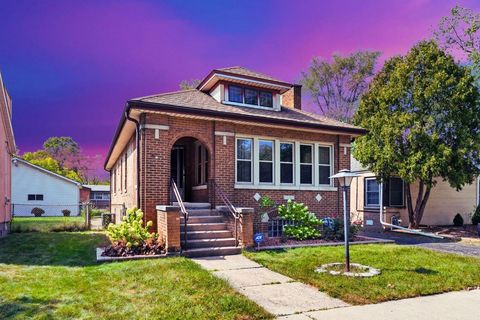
top-left (124, 106), bottom-right (141, 209)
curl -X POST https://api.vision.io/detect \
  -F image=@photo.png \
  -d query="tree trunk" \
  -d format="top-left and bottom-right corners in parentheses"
top-left (406, 181), bottom-right (433, 229)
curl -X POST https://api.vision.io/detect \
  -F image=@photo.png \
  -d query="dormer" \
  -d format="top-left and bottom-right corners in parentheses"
top-left (197, 66), bottom-right (301, 111)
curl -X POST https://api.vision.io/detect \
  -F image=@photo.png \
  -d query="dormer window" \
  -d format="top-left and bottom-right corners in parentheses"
top-left (227, 85), bottom-right (273, 108)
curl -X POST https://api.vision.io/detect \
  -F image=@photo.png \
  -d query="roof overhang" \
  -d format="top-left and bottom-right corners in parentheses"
top-left (104, 100), bottom-right (366, 170)
top-left (197, 70), bottom-right (293, 93)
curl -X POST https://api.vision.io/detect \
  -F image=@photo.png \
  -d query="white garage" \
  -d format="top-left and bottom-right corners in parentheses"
top-left (11, 158), bottom-right (82, 216)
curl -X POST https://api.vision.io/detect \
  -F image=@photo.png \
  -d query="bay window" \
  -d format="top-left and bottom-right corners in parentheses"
top-left (300, 144), bottom-right (313, 184)
top-left (236, 138), bottom-right (253, 183)
top-left (280, 142), bottom-right (294, 184)
top-left (259, 140), bottom-right (274, 183)
top-left (318, 146), bottom-right (332, 185)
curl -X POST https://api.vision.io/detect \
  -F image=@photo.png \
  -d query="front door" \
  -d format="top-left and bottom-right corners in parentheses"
top-left (170, 147), bottom-right (185, 201)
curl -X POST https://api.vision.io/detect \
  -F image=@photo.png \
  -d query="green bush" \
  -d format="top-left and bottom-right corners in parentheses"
top-left (472, 206), bottom-right (480, 225)
top-left (62, 209), bottom-right (71, 217)
top-left (453, 213), bottom-right (464, 227)
top-left (323, 218), bottom-right (361, 241)
top-left (106, 207), bottom-right (155, 248)
top-left (278, 200), bottom-right (322, 240)
top-left (31, 207), bottom-right (45, 217)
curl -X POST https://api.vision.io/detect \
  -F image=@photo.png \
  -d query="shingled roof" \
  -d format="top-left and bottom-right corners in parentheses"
top-left (130, 89), bottom-right (363, 133)
top-left (215, 66), bottom-right (286, 83)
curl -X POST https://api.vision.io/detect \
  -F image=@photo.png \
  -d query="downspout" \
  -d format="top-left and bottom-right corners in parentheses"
top-left (379, 181), bottom-right (443, 239)
top-left (124, 105), bottom-right (141, 211)
top-left (336, 135), bottom-right (341, 217)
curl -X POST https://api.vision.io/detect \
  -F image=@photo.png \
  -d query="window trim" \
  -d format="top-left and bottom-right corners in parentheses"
top-left (235, 135), bottom-right (336, 190)
top-left (279, 142), bottom-right (294, 185)
top-left (27, 194), bottom-right (44, 201)
top-left (235, 138), bottom-right (253, 184)
top-left (258, 139), bottom-right (275, 185)
top-left (226, 84), bottom-right (275, 109)
top-left (299, 143), bottom-right (314, 185)
top-left (317, 145), bottom-right (333, 186)
top-left (364, 177), bottom-right (380, 208)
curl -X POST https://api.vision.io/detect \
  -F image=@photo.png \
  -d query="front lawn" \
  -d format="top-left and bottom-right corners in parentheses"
top-left (10, 216), bottom-right (85, 233)
top-left (245, 244), bottom-right (480, 305)
top-left (0, 232), bottom-right (271, 319)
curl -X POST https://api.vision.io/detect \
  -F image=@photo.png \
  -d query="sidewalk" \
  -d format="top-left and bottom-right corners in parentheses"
top-left (290, 289), bottom-right (480, 320)
top-left (192, 254), bottom-right (349, 317)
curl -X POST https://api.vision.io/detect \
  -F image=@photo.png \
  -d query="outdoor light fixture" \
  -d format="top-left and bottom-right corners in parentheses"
top-left (330, 169), bottom-right (359, 272)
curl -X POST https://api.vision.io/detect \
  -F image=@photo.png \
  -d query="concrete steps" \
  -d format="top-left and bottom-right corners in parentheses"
top-left (180, 204), bottom-right (239, 257)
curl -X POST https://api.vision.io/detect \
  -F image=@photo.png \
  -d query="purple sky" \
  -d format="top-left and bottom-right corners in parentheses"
top-left (1, 0), bottom-right (479, 177)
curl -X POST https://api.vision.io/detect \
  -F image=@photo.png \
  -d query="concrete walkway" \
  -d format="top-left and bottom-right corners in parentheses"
top-left (192, 255), bottom-right (349, 317)
top-left (282, 289), bottom-right (480, 320)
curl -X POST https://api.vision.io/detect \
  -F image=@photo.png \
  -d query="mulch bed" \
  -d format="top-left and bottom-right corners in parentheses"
top-left (101, 241), bottom-right (166, 257)
top-left (420, 225), bottom-right (480, 239)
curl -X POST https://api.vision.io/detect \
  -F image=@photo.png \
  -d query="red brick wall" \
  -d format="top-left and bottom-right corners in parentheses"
top-left (138, 114), bottom-right (352, 235)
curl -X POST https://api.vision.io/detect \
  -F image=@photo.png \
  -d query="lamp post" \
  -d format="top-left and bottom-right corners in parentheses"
top-left (330, 169), bottom-right (358, 272)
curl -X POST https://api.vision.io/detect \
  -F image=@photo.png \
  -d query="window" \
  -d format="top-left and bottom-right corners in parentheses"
top-left (124, 153), bottom-right (127, 190)
top-left (300, 144), bottom-right (313, 184)
top-left (228, 85), bottom-right (243, 103)
top-left (365, 178), bottom-right (380, 207)
top-left (236, 138), bottom-right (253, 183)
top-left (112, 168), bottom-right (116, 193)
top-left (318, 146), bottom-right (332, 185)
top-left (195, 144), bottom-right (209, 185)
top-left (280, 142), bottom-right (294, 184)
top-left (259, 140), bottom-right (274, 183)
top-left (227, 85), bottom-right (274, 108)
top-left (28, 194), bottom-right (43, 201)
top-left (364, 177), bottom-right (404, 208)
top-left (259, 91), bottom-right (273, 107)
top-left (93, 192), bottom-right (110, 200)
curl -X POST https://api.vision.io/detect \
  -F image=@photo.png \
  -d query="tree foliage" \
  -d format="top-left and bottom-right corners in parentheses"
top-left (179, 79), bottom-right (201, 90)
top-left (434, 5), bottom-right (480, 81)
top-left (301, 51), bottom-right (380, 122)
top-left (353, 41), bottom-right (480, 228)
top-left (23, 150), bottom-right (82, 182)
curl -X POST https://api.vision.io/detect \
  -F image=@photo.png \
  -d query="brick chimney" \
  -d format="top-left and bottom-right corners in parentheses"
top-left (281, 84), bottom-right (302, 110)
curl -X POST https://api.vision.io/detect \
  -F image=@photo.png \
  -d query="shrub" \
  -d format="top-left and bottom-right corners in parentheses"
top-left (106, 207), bottom-right (155, 248)
top-left (278, 200), bottom-right (322, 240)
top-left (453, 213), bottom-right (464, 227)
top-left (323, 218), bottom-right (360, 241)
top-left (62, 209), bottom-right (71, 217)
top-left (472, 206), bottom-right (480, 225)
top-left (31, 207), bottom-right (45, 217)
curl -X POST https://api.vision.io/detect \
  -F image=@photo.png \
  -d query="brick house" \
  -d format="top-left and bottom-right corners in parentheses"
top-left (105, 67), bottom-right (365, 256)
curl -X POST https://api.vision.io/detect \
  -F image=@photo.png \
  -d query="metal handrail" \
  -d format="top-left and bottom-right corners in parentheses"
top-left (210, 180), bottom-right (240, 247)
top-left (171, 179), bottom-right (189, 250)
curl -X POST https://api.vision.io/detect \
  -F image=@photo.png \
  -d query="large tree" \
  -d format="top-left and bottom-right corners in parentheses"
top-left (301, 51), bottom-right (380, 122)
top-left (434, 5), bottom-right (480, 80)
top-left (353, 41), bottom-right (480, 228)
top-left (179, 79), bottom-right (201, 90)
top-left (23, 150), bottom-right (82, 182)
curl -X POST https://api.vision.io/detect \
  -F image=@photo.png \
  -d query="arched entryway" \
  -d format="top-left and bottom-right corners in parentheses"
top-left (170, 137), bottom-right (210, 203)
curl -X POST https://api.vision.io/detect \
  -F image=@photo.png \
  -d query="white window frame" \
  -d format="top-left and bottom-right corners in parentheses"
top-left (279, 142), bottom-right (294, 185)
top-left (235, 138), bottom-right (253, 184)
top-left (365, 177), bottom-right (380, 208)
top-left (195, 142), bottom-right (208, 186)
top-left (234, 135), bottom-right (337, 191)
top-left (317, 144), bottom-right (333, 186)
top-left (299, 144), bottom-right (314, 185)
top-left (258, 139), bottom-right (275, 185)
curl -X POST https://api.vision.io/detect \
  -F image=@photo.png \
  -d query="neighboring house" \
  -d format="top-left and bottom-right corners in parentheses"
top-left (82, 184), bottom-right (110, 209)
top-left (0, 72), bottom-right (16, 236)
top-left (11, 158), bottom-right (82, 216)
top-left (349, 156), bottom-right (478, 230)
top-left (104, 66), bottom-right (365, 254)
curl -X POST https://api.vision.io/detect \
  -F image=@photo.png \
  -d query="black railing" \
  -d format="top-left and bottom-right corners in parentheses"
top-left (210, 179), bottom-right (239, 247)
top-left (171, 179), bottom-right (189, 251)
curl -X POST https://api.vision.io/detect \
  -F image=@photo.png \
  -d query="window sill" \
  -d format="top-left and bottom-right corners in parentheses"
top-left (234, 184), bottom-right (337, 191)
top-left (192, 185), bottom-right (208, 190)
top-left (222, 100), bottom-right (278, 111)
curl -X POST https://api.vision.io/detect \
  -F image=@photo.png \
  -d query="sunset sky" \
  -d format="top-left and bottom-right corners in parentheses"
top-left (1, 0), bottom-right (479, 177)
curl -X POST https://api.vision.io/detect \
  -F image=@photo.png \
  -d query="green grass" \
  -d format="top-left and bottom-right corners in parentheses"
top-left (245, 244), bottom-right (480, 305)
top-left (11, 216), bottom-right (85, 233)
top-left (0, 232), bottom-right (271, 319)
